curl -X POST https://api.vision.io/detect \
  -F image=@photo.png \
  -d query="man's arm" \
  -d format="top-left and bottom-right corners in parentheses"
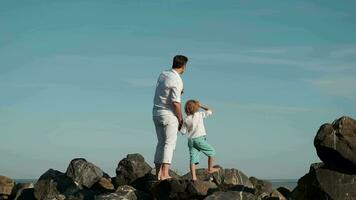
top-left (172, 101), bottom-right (183, 130)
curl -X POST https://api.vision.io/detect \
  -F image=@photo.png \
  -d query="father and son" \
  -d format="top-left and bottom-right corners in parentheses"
top-left (152, 55), bottom-right (219, 181)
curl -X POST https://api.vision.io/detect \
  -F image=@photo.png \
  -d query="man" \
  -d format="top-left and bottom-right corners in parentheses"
top-left (152, 55), bottom-right (188, 180)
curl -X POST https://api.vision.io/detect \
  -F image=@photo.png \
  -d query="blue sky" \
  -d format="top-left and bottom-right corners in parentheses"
top-left (1, 0), bottom-right (355, 179)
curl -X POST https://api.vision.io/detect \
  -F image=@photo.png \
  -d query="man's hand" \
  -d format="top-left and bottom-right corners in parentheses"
top-left (178, 119), bottom-right (183, 131)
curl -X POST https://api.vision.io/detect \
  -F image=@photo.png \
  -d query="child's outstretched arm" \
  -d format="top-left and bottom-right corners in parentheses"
top-left (198, 102), bottom-right (213, 118)
top-left (198, 102), bottom-right (213, 112)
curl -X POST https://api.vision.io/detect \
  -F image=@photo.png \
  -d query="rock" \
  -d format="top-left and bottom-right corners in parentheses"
top-left (276, 187), bottom-right (291, 199)
top-left (34, 169), bottom-right (80, 200)
top-left (91, 177), bottom-right (115, 192)
top-left (66, 189), bottom-right (96, 200)
top-left (152, 178), bottom-right (218, 200)
top-left (269, 189), bottom-right (286, 200)
top-left (66, 158), bottom-right (104, 188)
top-left (113, 154), bottom-right (152, 190)
top-left (314, 116), bottom-right (356, 171)
top-left (151, 179), bottom-right (189, 200)
top-left (249, 177), bottom-right (287, 200)
top-left (182, 167), bottom-right (254, 194)
top-left (187, 180), bottom-right (218, 196)
top-left (134, 168), bottom-right (181, 193)
top-left (182, 168), bottom-right (215, 181)
top-left (0, 175), bottom-right (15, 197)
top-left (12, 183), bottom-right (34, 200)
top-left (95, 185), bottom-right (150, 200)
top-left (203, 191), bottom-right (256, 200)
top-left (13, 188), bottom-right (36, 200)
top-left (291, 162), bottom-right (356, 200)
top-left (213, 167), bottom-right (254, 193)
top-left (249, 177), bottom-right (273, 198)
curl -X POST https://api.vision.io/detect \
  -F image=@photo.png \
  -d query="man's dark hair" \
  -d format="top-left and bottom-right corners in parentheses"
top-left (172, 55), bottom-right (188, 69)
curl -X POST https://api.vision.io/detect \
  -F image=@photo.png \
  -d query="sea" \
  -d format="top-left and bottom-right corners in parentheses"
top-left (15, 179), bottom-right (298, 190)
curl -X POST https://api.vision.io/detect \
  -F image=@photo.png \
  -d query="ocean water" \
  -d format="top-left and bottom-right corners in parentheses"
top-left (15, 179), bottom-right (298, 191)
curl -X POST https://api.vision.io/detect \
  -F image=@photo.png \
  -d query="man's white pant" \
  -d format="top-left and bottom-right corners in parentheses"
top-left (153, 115), bottom-right (178, 164)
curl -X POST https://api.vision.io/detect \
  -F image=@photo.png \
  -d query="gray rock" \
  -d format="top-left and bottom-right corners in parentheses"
top-left (213, 167), bottom-right (254, 193)
top-left (187, 180), bottom-right (218, 196)
top-left (249, 177), bottom-right (273, 198)
top-left (203, 191), bottom-right (257, 200)
top-left (276, 187), bottom-right (291, 200)
top-left (314, 116), bottom-right (356, 171)
top-left (13, 188), bottom-right (36, 200)
top-left (66, 158), bottom-right (104, 188)
top-left (91, 177), bottom-right (115, 193)
top-left (95, 185), bottom-right (150, 200)
top-left (12, 183), bottom-right (35, 200)
top-left (181, 168), bottom-right (215, 181)
top-left (269, 189), bottom-right (286, 200)
top-left (152, 178), bottom-right (218, 200)
top-left (0, 175), bottom-right (15, 196)
top-left (34, 169), bottom-right (80, 200)
top-left (182, 166), bottom-right (254, 194)
top-left (113, 154), bottom-right (152, 191)
top-left (151, 178), bottom-right (189, 200)
top-left (291, 163), bottom-right (356, 200)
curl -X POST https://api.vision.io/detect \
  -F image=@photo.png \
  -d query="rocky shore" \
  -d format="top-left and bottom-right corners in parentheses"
top-left (1, 116), bottom-right (355, 200)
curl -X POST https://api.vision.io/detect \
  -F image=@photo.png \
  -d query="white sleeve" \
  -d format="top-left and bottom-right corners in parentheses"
top-left (169, 79), bottom-right (183, 103)
top-left (170, 86), bottom-right (181, 103)
top-left (200, 110), bottom-right (213, 118)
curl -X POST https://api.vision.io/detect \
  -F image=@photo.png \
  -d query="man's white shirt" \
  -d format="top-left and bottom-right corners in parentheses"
top-left (153, 69), bottom-right (183, 117)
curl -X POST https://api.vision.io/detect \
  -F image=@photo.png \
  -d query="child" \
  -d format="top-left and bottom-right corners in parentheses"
top-left (180, 99), bottom-right (219, 181)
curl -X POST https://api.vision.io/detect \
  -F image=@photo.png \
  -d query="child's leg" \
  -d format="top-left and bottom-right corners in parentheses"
top-left (208, 156), bottom-right (219, 173)
top-left (189, 138), bottom-right (200, 180)
top-left (190, 163), bottom-right (197, 181)
top-left (194, 136), bottom-right (219, 173)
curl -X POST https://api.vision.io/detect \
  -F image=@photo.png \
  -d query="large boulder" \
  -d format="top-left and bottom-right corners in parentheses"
top-left (151, 179), bottom-right (189, 200)
top-left (249, 177), bottom-right (273, 198)
top-left (152, 178), bottom-right (218, 200)
top-left (182, 168), bottom-right (215, 181)
top-left (12, 183), bottom-right (35, 200)
top-left (212, 167), bottom-right (254, 193)
top-left (291, 162), bottom-right (356, 200)
top-left (314, 116), bottom-right (356, 171)
top-left (182, 167), bottom-right (254, 193)
top-left (187, 180), bottom-right (218, 197)
top-left (276, 187), bottom-right (291, 200)
top-left (0, 175), bottom-right (15, 198)
top-left (269, 190), bottom-right (287, 200)
top-left (66, 158), bottom-right (104, 189)
top-left (113, 154), bottom-right (152, 190)
top-left (91, 177), bottom-right (115, 193)
top-left (34, 169), bottom-right (80, 200)
top-left (94, 185), bottom-right (150, 200)
top-left (203, 191), bottom-right (256, 200)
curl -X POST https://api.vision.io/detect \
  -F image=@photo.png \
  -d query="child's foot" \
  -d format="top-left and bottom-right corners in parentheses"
top-left (207, 167), bottom-right (220, 174)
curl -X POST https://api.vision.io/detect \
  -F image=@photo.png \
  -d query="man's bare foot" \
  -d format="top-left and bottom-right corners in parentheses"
top-left (159, 176), bottom-right (172, 181)
top-left (207, 167), bottom-right (220, 174)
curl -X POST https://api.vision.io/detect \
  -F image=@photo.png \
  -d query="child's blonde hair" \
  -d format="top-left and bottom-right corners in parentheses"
top-left (185, 99), bottom-right (200, 116)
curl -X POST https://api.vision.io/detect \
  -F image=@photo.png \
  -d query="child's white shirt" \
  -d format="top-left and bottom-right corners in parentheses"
top-left (180, 110), bottom-right (213, 139)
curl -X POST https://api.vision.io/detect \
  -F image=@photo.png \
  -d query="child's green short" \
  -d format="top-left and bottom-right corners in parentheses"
top-left (188, 136), bottom-right (216, 165)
